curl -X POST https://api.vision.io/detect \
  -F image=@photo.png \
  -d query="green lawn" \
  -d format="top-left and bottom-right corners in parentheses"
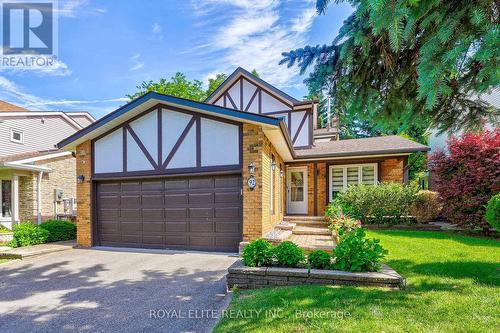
top-left (0, 259), bottom-right (11, 264)
top-left (215, 230), bottom-right (500, 333)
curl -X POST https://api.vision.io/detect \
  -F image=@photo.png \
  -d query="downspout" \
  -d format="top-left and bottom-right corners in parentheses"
top-left (37, 171), bottom-right (43, 224)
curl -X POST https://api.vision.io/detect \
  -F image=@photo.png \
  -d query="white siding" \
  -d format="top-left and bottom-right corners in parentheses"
top-left (129, 111), bottom-right (158, 163)
top-left (227, 82), bottom-right (241, 109)
top-left (292, 113), bottom-right (310, 147)
top-left (126, 130), bottom-right (154, 171)
top-left (167, 125), bottom-right (196, 169)
top-left (162, 109), bottom-right (193, 163)
top-left (242, 79), bottom-right (258, 113)
top-left (94, 128), bottom-right (123, 173)
top-left (261, 91), bottom-right (289, 113)
top-left (201, 118), bottom-right (239, 166)
top-left (0, 116), bottom-right (79, 157)
top-left (68, 115), bottom-right (93, 128)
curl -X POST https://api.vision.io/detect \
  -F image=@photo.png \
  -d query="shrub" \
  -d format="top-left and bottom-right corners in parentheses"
top-left (10, 222), bottom-right (49, 248)
top-left (242, 239), bottom-right (273, 267)
top-left (485, 193), bottom-right (500, 230)
top-left (430, 130), bottom-right (500, 229)
top-left (328, 214), bottom-right (361, 241)
top-left (308, 250), bottom-right (332, 269)
top-left (410, 190), bottom-right (442, 223)
top-left (333, 182), bottom-right (419, 224)
top-left (333, 228), bottom-right (387, 272)
top-left (273, 241), bottom-right (305, 267)
top-left (40, 220), bottom-right (76, 242)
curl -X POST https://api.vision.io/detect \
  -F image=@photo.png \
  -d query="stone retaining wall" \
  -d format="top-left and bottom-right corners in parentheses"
top-left (227, 260), bottom-right (405, 289)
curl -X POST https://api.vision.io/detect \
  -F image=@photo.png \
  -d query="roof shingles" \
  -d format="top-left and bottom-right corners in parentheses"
top-left (295, 135), bottom-right (429, 158)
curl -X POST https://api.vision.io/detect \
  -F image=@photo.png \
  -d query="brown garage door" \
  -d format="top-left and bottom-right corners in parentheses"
top-left (95, 174), bottom-right (242, 252)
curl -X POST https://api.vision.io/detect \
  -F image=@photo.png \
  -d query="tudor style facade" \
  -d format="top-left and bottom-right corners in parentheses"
top-left (59, 67), bottom-right (429, 252)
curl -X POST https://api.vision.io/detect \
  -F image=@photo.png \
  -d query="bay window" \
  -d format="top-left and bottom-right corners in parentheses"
top-left (329, 164), bottom-right (378, 200)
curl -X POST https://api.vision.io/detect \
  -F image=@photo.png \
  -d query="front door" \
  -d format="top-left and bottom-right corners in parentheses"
top-left (286, 167), bottom-right (307, 214)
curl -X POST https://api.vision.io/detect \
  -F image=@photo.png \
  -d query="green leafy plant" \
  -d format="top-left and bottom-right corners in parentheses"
top-left (0, 225), bottom-right (12, 234)
top-left (242, 239), bottom-right (274, 267)
top-left (328, 214), bottom-right (362, 241)
top-left (308, 250), bottom-right (332, 269)
top-left (10, 222), bottom-right (49, 248)
top-left (273, 241), bottom-right (305, 267)
top-left (333, 228), bottom-right (387, 272)
top-left (40, 220), bottom-right (76, 242)
top-left (485, 193), bottom-right (500, 230)
top-left (410, 190), bottom-right (442, 223)
top-left (334, 182), bottom-right (419, 224)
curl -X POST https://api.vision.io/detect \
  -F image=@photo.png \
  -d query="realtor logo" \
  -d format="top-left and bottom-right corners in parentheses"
top-left (0, 0), bottom-right (58, 69)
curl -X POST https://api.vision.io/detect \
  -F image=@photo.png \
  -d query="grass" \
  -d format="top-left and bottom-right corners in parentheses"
top-left (215, 230), bottom-right (500, 333)
top-left (0, 259), bottom-right (12, 265)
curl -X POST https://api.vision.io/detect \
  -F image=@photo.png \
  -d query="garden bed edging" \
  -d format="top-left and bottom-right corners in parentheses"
top-left (227, 260), bottom-right (405, 289)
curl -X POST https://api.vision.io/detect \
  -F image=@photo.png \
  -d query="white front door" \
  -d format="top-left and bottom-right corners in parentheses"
top-left (286, 167), bottom-right (308, 214)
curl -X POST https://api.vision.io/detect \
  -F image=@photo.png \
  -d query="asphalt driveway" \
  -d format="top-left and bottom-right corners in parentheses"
top-left (0, 247), bottom-right (238, 333)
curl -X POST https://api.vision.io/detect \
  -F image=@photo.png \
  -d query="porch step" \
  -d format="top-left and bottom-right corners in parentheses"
top-left (294, 221), bottom-right (329, 228)
top-left (292, 226), bottom-right (331, 236)
top-left (283, 215), bottom-right (326, 222)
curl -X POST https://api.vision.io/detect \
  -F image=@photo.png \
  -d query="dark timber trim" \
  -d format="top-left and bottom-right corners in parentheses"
top-left (239, 78), bottom-right (243, 111)
top-left (292, 112), bottom-right (308, 144)
top-left (157, 107), bottom-right (162, 168)
top-left (125, 124), bottom-right (158, 169)
top-left (196, 115), bottom-right (201, 167)
top-left (245, 87), bottom-right (259, 112)
top-left (162, 116), bottom-right (196, 169)
top-left (313, 162), bottom-right (318, 216)
top-left (122, 127), bottom-right (127, 172)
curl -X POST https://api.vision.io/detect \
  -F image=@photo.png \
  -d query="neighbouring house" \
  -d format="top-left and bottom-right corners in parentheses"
top-left (58, 67), bottom-right (429, 252)
top-left (0, 100), bottom-right (95, 229)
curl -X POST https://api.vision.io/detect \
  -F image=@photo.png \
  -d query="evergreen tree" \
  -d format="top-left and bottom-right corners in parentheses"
top-left (281, 0), bottom-right (500, 133)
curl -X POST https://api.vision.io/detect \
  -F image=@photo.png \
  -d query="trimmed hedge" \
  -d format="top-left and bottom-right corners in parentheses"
top-left (10, 223), bottom-right (49, 248)
top-left (331, 182), bottom-right (419, 224)
top-left (273, 241), bottom-right (305, 267)
top-left (410, 190), bottom-right (442, 223)
top-left (485, 193), bottom-right (500, 230)
top-left (40, 220), bottom-right (76, 242)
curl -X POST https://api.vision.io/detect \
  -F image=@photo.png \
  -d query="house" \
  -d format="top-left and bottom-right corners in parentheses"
top-left (58, 67), bottom-right (429, 252)
top-left (0, 100), bottom-right (95, 229)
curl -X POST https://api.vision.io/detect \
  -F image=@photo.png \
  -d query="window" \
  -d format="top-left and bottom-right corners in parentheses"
top-left (1, 180), bottom-right (12, 218)
top-left (329, 164), bottom-right (378, 200)
top-left (10, 129), bottom-right (24, 144)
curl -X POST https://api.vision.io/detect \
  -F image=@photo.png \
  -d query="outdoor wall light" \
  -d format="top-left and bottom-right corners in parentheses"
top-left (77, 175), bottom-right (85, 184)
top-left (271, 161), bottom-right (276, 171)
top-left (280, 170), bottom-right (284, 178)
top-left (248, 162), bottom-right (255, 174)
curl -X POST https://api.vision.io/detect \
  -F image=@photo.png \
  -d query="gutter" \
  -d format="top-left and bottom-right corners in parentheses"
top-left (0, 162), bottom-right (51, 172)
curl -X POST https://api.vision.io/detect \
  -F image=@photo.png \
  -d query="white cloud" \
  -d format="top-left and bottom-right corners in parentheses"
top-left (190, 0), bottom-right (318, 88)
top-left (57, 0), bottom-right (89, 17)
top-left (129, 54), bottom-right (144, 71)
top-left (0, 76), bottom-right (126, 115)
top-left (152, 23), bottom-right (162, 34)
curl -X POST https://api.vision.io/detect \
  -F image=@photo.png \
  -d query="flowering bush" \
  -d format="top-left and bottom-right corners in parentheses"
top-left (430, 130), bottom-right (500, 229)
top-left (328, 214), bottom-right (362, 242)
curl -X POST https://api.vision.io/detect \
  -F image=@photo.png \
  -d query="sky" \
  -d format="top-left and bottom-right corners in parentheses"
top-left (0, 0), bottom-right (353, 118)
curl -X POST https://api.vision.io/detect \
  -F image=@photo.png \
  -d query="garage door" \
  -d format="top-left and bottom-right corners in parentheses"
top-left (95, 174), bottom-right (242, 252)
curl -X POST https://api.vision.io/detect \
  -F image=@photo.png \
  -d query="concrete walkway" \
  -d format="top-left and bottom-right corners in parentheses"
top-left (0, 240), bottom-right (75, 259)
top-left (0, 247), bottom-right (238, 333)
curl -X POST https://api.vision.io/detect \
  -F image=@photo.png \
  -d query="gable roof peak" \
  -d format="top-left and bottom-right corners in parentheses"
top-left (205, 67), bottom-right (300, 104)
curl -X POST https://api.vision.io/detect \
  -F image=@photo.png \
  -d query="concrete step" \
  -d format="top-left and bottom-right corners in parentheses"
top-left (283, 215), bottom-right (326, 222)
top-left (294, 221), bottom-right (329, 227)
top-left (292, 226), bottom-right (331, 236)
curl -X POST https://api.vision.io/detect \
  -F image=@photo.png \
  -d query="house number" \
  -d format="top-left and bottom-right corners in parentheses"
top-left (247, 175), bottom-right (257, 189)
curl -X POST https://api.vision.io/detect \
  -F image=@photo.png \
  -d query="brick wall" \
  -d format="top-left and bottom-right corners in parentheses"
top-left (286, 156), bottom-right (407, 217)
top-left (18, 174), bottom-right (36, 222)
top-left (75, 140), bottom-right (92, 247)
top-left (37, 155), bottom-right (76, 219)
top-left (18, 155), bottom-right (77, 222)
top-left (242, 124), bottom-right (284, 242)
top-left (380, 157), bottom-right (405, 182)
